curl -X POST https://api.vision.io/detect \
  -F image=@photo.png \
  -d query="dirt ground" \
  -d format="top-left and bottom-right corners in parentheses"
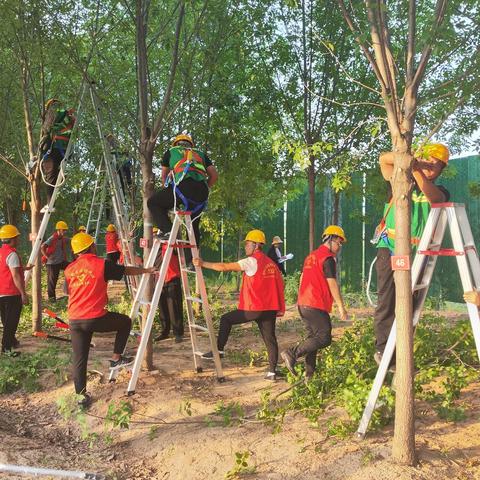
top-left (1, 283), bottom-right (479, 480)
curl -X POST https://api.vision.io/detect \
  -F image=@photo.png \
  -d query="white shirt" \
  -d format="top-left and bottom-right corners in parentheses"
top-left (237, 256), bottom-right (258, 277)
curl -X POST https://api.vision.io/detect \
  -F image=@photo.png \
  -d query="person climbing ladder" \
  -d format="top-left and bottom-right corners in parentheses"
top-left (38, 98), bottom-right (76, 207)
top-left (147, 132), bottom-right (218, 248)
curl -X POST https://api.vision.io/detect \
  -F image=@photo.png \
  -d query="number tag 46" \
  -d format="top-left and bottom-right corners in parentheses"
top-left (391, 255), bottom-right (410, 271)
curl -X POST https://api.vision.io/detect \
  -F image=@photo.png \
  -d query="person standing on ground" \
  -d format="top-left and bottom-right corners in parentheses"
top-left (65, 232), bottom-right (155, 407)
top-left (281, 226), bottom-right (348, 381)
top-left (372, 143), bottom-right (450, 368)
top-left (194, 229), bottom-right (285, 381)
top-left (41, 221), bottom-right (70, 302)
top-left (267, 236), bottom-right (287, 275)
top-left (105, 224), bottom-right (121, 263)
top-left (154, 241), bottom-right (184, 343)
top-left (38, 98), bottom-right (75, 207)
top-left (0, 225), bottom-right (31, 356)
top-left (147, 132), bottom-right (218, 246)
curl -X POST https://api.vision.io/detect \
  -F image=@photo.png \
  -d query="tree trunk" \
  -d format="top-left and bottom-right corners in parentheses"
top-left (391, 149), bottom-right (416, 465)
top-left (307, 162), bottom-right (315, 252)
top-left (20, 61), bottom-right (42, 332)
top-left (332, 190), bottom-right (340, 224)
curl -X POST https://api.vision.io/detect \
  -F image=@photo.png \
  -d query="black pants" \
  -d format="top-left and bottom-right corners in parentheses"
top-left (106, 252), bottom-right (120, 264)
top-left (289, 306), bottom-right (332, 376)
top-left (373, 248), bottom-right (395, 353)
top-left (159, 278), bottom-right (184, 336)
top-left (147, 178), bottom-right (209, 247)
top-left (0, 295), bottom-right (22, 352)
top-left (218, 310), bottom-right (278, 372)
top-left (41, 148), bottom-right (64, 203)
top-left (47, 261), bottom-right (70, 300)
top-left (69, 312), bottom-right (132, 394)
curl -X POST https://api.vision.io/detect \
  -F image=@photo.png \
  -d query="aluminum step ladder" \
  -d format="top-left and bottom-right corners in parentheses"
top-left (89, 82), bottom-right (137, 293)
top-left (114, 211), bottom-right (224, 392)
top-left (86, 156), bottom-right (108, 242)
top-left (24, 82), bottom-right (88, 283)
top-left (357, 202), bottom-right (480, 438)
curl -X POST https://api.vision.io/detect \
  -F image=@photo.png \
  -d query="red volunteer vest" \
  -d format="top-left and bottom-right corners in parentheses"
top-left (162, 244), bottom-right (181, 283)
top-left (297, 245), bottom-right (335, 312)
top-left (238, 251), bottom-right (285, 313)
top-left (105, 232), bottom-right (120, 253)
top-left (0, 244), bottom-right (23, 296)
top-left (65, 254), bottom-right (108, 320)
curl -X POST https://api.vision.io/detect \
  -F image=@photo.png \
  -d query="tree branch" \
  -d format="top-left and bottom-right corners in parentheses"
top-left (411, 0), bottom-right (448, 90)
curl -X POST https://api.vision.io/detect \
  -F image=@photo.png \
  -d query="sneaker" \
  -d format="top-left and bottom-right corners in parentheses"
top-left (374, 351), bottom-right (396, 373)
top-left (155, 231), bottom-right (171, 241)
top-left (264, 371), bottom-right (277, 381)
top-left (174, 335), bottom-right (183, 343)
top-left (155, 333), bottom-right (169, 342)
top-left (12, 337), bottom-right (20, 349)
top-left (77, 392), bottom-right (92, 409)
top-left (281, 350), bottom-right (297, 376)
top-left (2, 350), bottom-right (20, 357)
top-left (109, 355), bottom-right (134, 370)
top-left (201, 350), bottom-right (224, 359)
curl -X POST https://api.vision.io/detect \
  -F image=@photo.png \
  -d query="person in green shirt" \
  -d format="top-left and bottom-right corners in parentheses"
top-left (373, 143), bottom-right (450, 369)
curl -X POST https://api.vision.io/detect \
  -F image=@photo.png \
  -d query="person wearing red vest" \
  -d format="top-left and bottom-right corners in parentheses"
top-left (65, 232), bottom-right (155, 407)
top-left (0, 225), bottom-right (31, 355)
top-left (41, 220), bottom-right (70, 302)
top-left (105, 224), bottom-right (121, 263)
top-left (281, 225), bottom-right (348, 382)
top-left (154, 242), bottom-right (184, 342)
top-left (194, 229), bottom-right (285, 381)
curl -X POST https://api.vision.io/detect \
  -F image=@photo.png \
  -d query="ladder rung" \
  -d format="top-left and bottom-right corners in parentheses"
top-left (413, 283), bottom-right (429, 292)
top-left (419, 249), bottom-right (464, 256)
top-left (181, 268), bottom-right (196, 274)
top-left (189, 324), bottom-right (208, 333)
top-left (138, 300), bottom-right (150, 306)
top-left (193, 351), bottom-right (205, 356)
top-left (186, 296), bottom-right (203, 304)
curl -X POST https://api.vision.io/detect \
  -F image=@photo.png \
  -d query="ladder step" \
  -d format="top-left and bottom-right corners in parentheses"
top-left (181, 268), bottom-right (197, 274)
top-left (419, 249), bottom-right (464, 256)
top-left (186, 296), bottom-right (203, 304)
top-left (412, 283), bottom-right (429, 292)
top-left (189, 324), bottom-right (208, 333)
top-left (193, 351), bottom-right (205, 356)
top-left (138, 300), bottom-right (150, 306)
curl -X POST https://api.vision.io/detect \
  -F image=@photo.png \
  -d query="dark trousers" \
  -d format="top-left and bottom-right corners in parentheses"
top-left (373, 248), bottom-right (395, 353)
top-left (106, 252), bottom-right (120, 264)
top-left (218, 310), bottom-right (278, 372)
top-left (69, 312), bottom-right (132, 394)
top-left (290, 306), bottom-right (332, 376)
top-left (147, 179), bottom-right (209, 247)
top-left (47, 261), bottom-right (70, 300)
top-left (159, 278), bottom-right (184, 336)
top-left (41, 148), bottom-right (64, 203)
top-left (0, 295), bottom-right (22, 352)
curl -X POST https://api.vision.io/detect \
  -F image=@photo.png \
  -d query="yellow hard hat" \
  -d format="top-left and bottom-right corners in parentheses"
top-left (71, 232), bottom-right (94, 254)
top-left (272, 236), bottom-right (283, 244)
top-left (78, 226), bottom-right (86, 232)
top-left (153, 227), bottom-right (159, 234)
top-left (106, 224), bottom-right (116, 232)
top-left (244, 229), bottom-right (266, 244)
top-left (322, 225), bottom-right (347, 242)
top-left (172, 133), bottom-right (194, 147)
top-left (422, 143), bottom-right (450, 164)
top-left (0, 224), bottom-right (20, 239)
top-left (45, 98), bottom-right (59, 110)
top-left (55, 221), bottom-right (68, 230)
